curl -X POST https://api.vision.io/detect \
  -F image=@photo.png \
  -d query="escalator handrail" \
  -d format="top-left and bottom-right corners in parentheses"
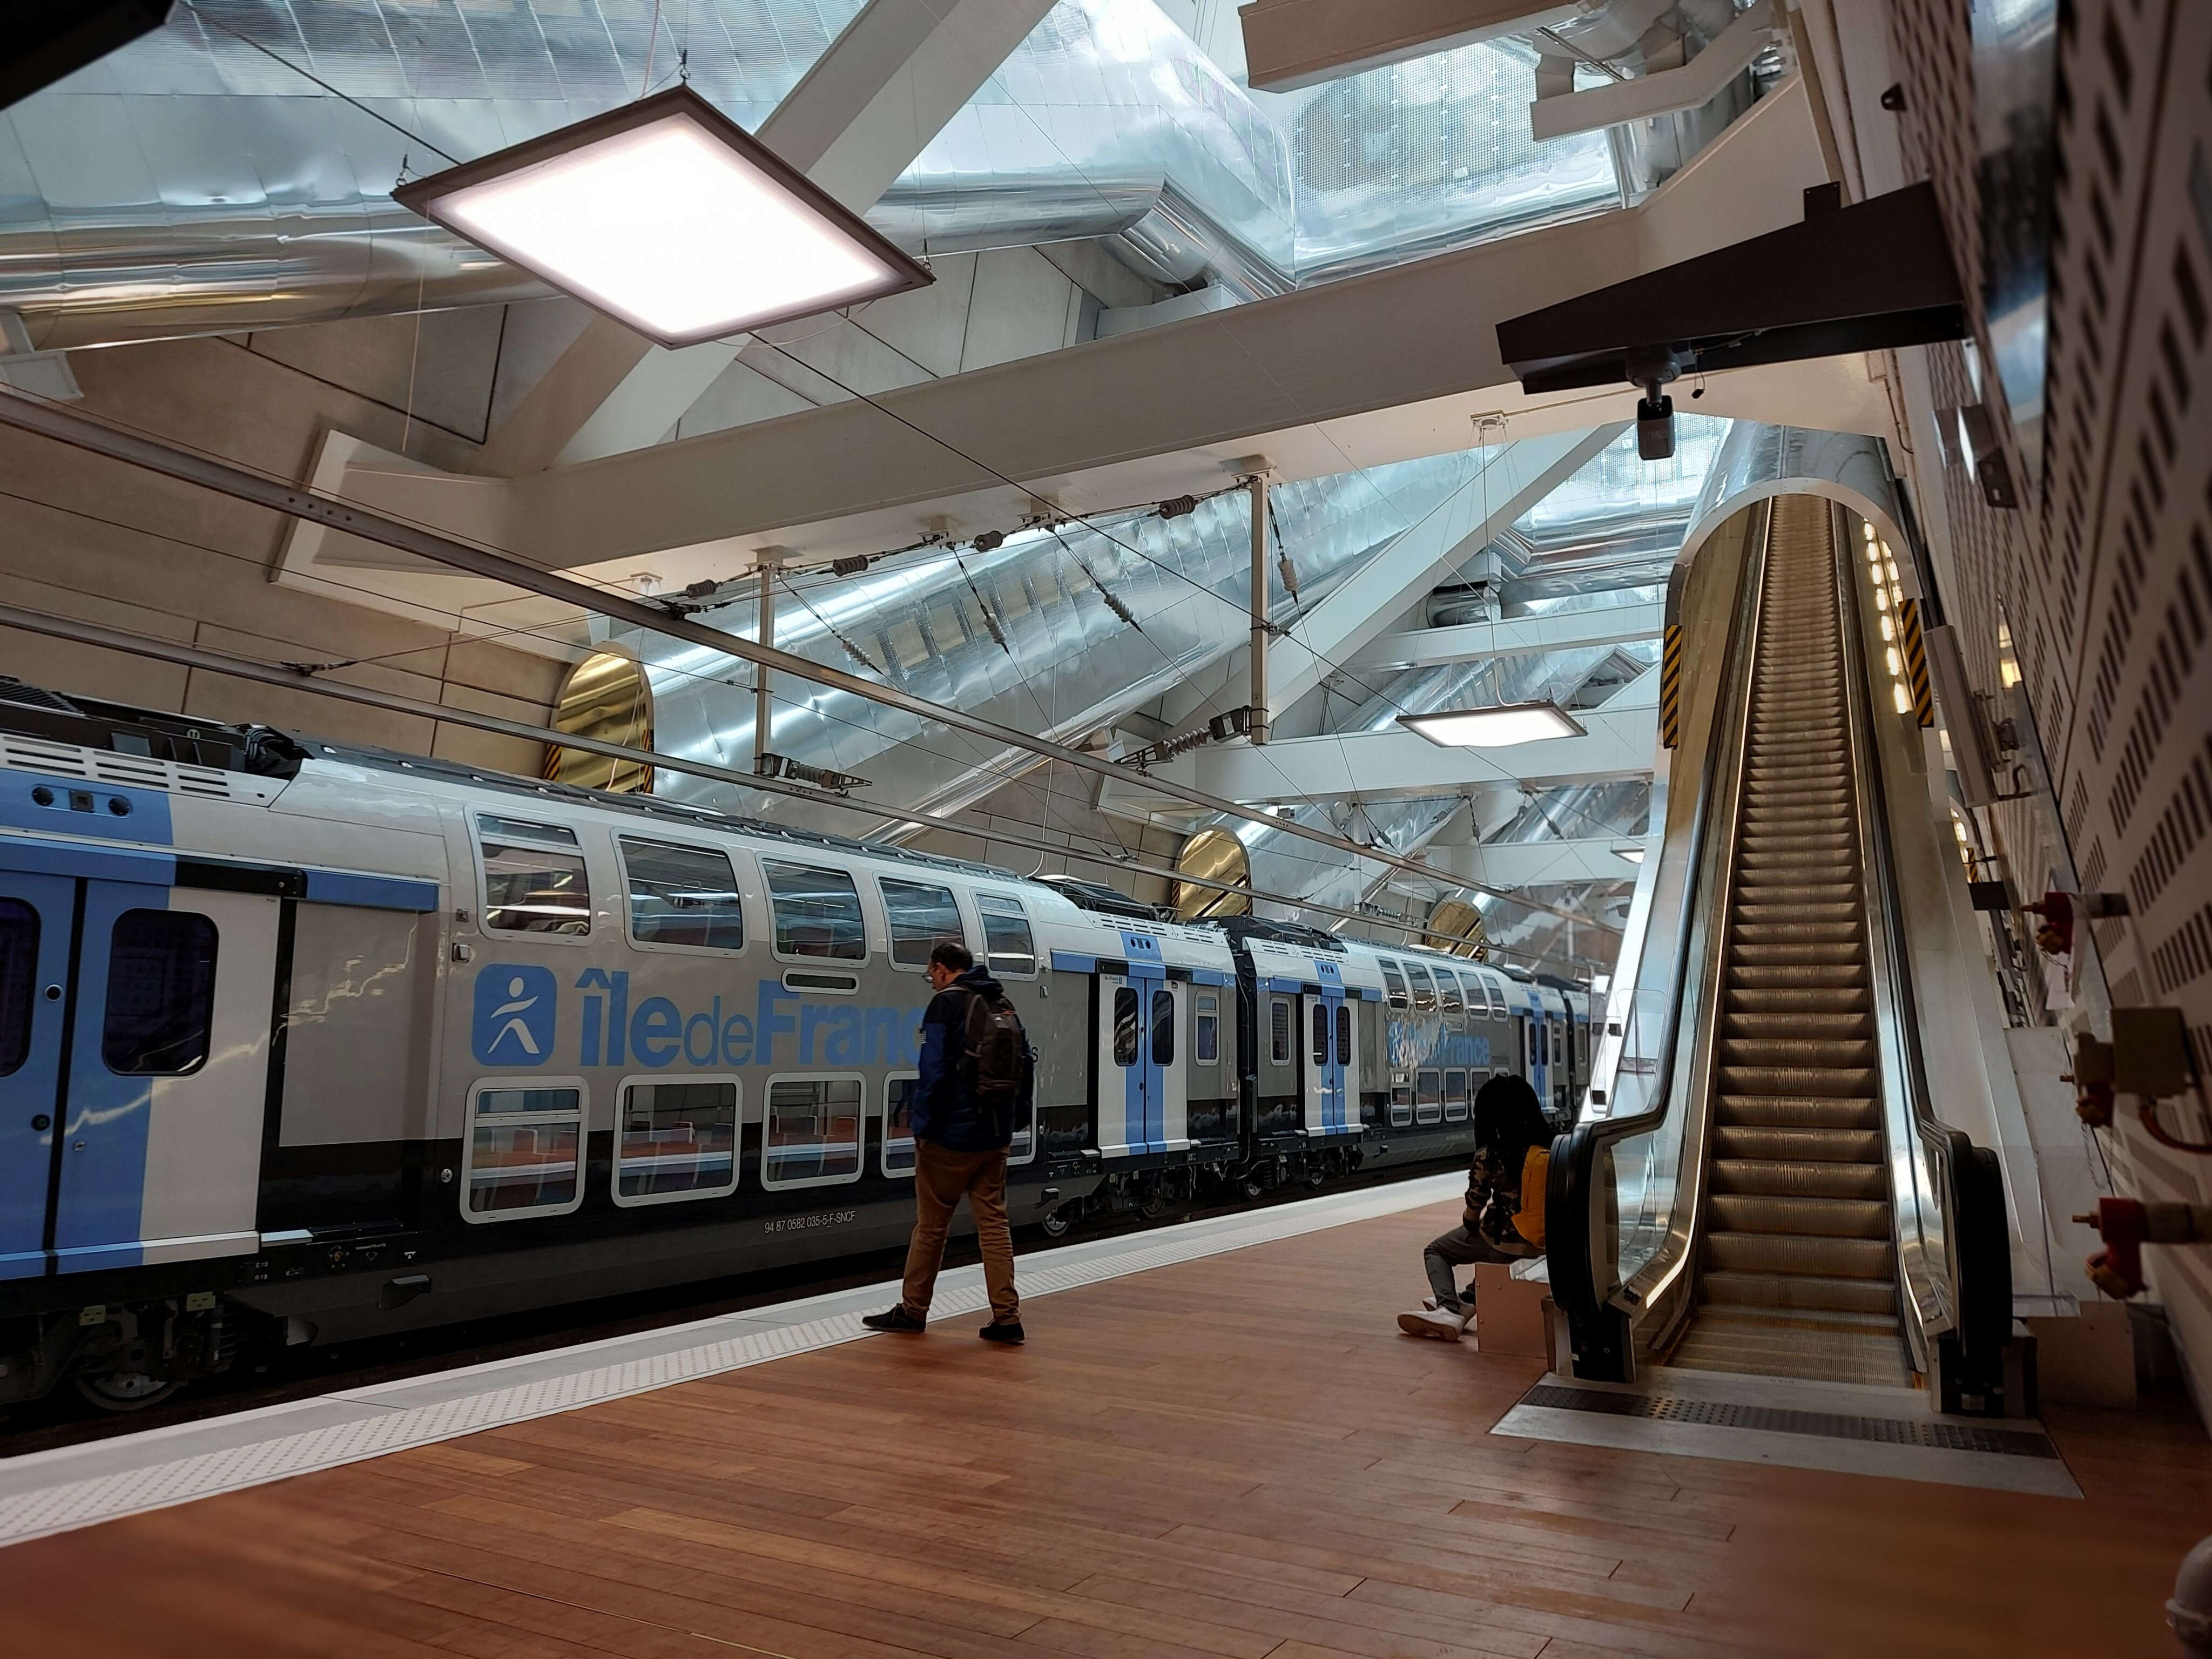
top-left (1546, 502), bottom-right (1773, 1343)
top-left (1832, 511), bottom-right (2013, 1389)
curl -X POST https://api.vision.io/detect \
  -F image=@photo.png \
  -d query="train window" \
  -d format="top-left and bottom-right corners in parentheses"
top-left (1414, 1068), bottom-right (1442, 1125)
top-left (762, 1075), bottom-right (863, 1185)
top-left (619, 838), bottom-right (745, 951)
top-left (1408, 963), bottom-right (1437, 1014)
top-left (880, 878), bottom-right (964, 969)
top-left (478, 815), bottom-right (592, 936)
top-left (0, 899), bottom-right (35, 1076)
top-left (1552, 1023), bottom-right (1563, 1066)
top-left (1380, 961), bottom-right (1407, 1009)
top-left (1336, 1003), bottom-right (1351, 1068)
top-left (614, 1078), bottom-right (739, 1204)
top-left (1439, 973), bottom-right (1464, 1029)
top-left (463, 1083), bottom-right (584, 1218)
top-left (1526, 1021), bottom-right (1539, 1071)
top-left (1390, 1079), bottom-right (1412, 1129)
top-left (1196, 994), bottom-right (1219, 1063)
top-left (1444, 1069), bottom-right (1469, 1123)
top-left (975, 893), bottom-right (1036, 977)
top-left (1152, 989), bottom-right (1175, 1068)
top-left (884, 1073), bottom-right (918, 1177)
top-left (100, 909), bottom-right (218, 1075)
top-left (761, 861), bottom-right (867, 961)
top-left (1114, 988), bottom-right (1141, 1066)
top-left (1269, 997), bottom-right (1291, 1064)
top-left (1311, 1002), bottom-right (1328, 1066)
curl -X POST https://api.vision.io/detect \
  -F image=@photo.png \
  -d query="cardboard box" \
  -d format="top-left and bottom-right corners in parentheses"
top-left (1474, 1262), bottom-right (1553, 1358)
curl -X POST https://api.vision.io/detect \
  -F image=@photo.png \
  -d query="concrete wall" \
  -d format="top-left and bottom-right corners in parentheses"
top-left (0, 315), bottom-right (563, 774)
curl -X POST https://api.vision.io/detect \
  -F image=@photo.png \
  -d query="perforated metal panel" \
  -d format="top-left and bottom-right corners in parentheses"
top-left (1880, 0), bottom-right (2212, 1337)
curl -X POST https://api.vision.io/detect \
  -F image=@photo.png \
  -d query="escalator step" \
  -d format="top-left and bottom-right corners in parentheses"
top-left (1709, 1193), bottom-right (1892, 1237)
top-left (1702, 1232), bottom-right (1896, 1278)
top-left (1716, 1094), bottom-right (1881, 1129)
top-left (1714, 1124), bottom-right (1884, 1161)
top-left (1720, 1037), bottom-right (1879, 1067)
top-left (1710, 1157), bottom-right (1889, 1198)
top-left (1717, 1064), bottom-right (1879, 1098)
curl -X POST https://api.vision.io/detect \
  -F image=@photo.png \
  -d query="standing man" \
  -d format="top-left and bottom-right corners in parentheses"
top-left (864, 942), bottom-right (1030, 1344)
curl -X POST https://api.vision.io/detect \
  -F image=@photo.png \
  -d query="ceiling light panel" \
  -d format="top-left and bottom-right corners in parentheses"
top-left (1398, 702), bottom-right (1587, 748)
top-left (395, 87), bottom-right (932, 348)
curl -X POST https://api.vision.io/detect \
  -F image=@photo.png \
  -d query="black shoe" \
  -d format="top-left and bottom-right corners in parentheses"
top-left (862, 1305), bottom-right (926, 1332)
top-left (978, 1320), bottom-right (1026, 1345)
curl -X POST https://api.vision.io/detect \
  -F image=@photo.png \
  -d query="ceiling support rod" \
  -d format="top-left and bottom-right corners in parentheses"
top-left (1248, 470), bottom-right (1271, 746)
top-left (753, 551), bottom-right (778, 778)
top-left (0, 386), bottom-right (1594, 922)
top-left (0, 598), bottom-right (1609, 957)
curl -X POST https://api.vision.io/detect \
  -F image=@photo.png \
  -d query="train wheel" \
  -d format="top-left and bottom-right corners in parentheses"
top-left (75, 1368), bottom-right (181, 1412)
top-left (1038, 1206), bottom-right (1073, 1240)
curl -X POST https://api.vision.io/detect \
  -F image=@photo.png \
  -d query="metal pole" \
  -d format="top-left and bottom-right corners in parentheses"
top-left (753, 552), bottom-right (778, 776)
top-left (1247, 471), bottom-right (1270, 746)
top-left (0, 597), bottom-right (1608, 952)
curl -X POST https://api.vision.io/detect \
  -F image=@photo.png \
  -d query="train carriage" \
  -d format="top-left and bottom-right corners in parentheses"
top-left (0, 680), bottom-right (1581, 1409)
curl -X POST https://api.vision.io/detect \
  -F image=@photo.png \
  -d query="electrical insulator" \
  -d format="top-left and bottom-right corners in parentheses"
top-left (1277, 554), bottom-right (1301, 598)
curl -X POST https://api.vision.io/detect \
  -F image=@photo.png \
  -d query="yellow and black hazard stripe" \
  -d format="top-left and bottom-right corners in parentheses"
top-left (1660, 624), bottom-right (1683, 747)
top-left (1899, 598), bottom-right (1933, 726)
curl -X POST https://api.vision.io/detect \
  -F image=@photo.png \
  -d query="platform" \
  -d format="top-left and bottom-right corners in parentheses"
top-left (2, 1184), bottom-right (2207, 1658)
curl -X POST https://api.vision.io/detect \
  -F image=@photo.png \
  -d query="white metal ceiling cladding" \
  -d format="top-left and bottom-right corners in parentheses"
top-left (0, 0), bottom-right (1615, 349)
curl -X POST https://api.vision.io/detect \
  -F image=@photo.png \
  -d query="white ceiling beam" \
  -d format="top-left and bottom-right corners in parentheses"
top-left (1139, 675), bottom-right (1658, 805)
top-left (1424, 837), bottom-right (1648, 887)
top-left (1354, 599), bottom-right (1665, 671)
top-left (469, 0), bottom-right (1062, 478)
top-left (1240, 0), bottom-right (1577, 93)
top-left (318, 78), bottom-right (1843, 572)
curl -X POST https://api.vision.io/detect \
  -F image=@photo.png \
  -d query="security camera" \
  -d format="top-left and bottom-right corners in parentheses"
top-left (1624, 346), bottom-right (1682, 463)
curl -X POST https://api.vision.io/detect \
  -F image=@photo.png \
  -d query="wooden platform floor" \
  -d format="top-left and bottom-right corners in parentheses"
top-left (3, 1199), bottom-right (2207, 1658)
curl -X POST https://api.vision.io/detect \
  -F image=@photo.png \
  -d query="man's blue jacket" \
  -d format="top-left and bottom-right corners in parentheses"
top-left (912, 966), bottom-right (1031, 1152)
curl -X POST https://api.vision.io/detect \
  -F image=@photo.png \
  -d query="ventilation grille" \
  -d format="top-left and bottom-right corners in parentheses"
top-left (0, 737), bottom-right (278, 805)
top-left (1517, 1384), bottom-right (2060, 1458)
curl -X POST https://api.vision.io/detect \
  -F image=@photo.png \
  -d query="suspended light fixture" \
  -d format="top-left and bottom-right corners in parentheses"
top-left (1398, 702), bottom-right (1587, 748)
top-left (394, 86), bottom-right (932, 348)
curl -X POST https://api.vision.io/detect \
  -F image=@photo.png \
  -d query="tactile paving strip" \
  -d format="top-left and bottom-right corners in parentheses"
top-left (0, 1172), bottom-right (1462, 1546)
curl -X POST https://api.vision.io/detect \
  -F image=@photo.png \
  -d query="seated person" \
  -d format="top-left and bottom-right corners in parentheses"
top-left (1398, 1073), bottom-right (1551, 1341)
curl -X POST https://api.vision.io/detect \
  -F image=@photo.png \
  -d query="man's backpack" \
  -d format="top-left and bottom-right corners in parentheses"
top-left (962, 989), bottom-right (1027, 1136)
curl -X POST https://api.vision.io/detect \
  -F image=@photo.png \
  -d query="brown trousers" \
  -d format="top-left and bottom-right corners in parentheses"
top-left (900, 1140), bottom-right (1020, 1325)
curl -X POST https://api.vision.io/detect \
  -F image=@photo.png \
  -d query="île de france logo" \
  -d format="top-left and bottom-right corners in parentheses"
top-left (472, 965), bottom-right (557, 1066)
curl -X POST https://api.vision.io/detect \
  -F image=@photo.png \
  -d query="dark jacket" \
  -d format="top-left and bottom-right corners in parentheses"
top-left (912, 967), bottom-right (1031, 1152)
top-left (1464, 1074), bottom-right (1552, 1253)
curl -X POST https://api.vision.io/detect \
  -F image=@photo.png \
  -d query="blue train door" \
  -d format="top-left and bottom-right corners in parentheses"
top-left (1, 862), bottom-right (276, 1279)
top-left (1096, 930), bottom-right (1176, 1156)
top-left (0, 872), bottom-right (75, 1280)
top-left (1299, 961), bottom-right (1349, 1134)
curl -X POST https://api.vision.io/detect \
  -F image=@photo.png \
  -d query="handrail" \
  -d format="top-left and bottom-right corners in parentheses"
top-left (1547, 500), bottom-right (1772, 1381)
top-left (1833, 506), bottom-right (2015, 1411)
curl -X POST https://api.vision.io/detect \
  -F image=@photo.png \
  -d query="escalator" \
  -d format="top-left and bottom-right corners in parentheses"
top-left (1667, 498), bottom-right (1907, 1386)
top-left (1548, 495), bottom-right (2017, 1410)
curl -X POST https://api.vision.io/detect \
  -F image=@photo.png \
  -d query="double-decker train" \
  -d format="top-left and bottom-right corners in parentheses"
top-left (0, 679), bottom-right (1588, 1408)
